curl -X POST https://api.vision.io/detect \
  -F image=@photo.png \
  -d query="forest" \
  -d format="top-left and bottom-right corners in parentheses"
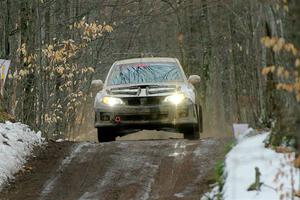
top-left (0, 0), bottom-right (299, 148)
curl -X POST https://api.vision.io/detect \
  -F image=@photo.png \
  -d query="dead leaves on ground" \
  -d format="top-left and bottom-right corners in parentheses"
top-left (20, 165), bottom-right (33, 174)
top-left (295, 190), bottom-right (300, 198)
top-left (275, 146), bottom-right (294, 154)
top-left (294, 155), bottom-right (300, 168)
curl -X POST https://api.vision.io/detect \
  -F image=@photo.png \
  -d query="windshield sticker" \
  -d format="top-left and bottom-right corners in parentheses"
top-left (135, 64), bottom-right (149, 67)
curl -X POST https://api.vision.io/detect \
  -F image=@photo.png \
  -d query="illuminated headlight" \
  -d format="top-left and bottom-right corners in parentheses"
top-left (164, 93), bottom-right (186, 105)
top-left (102, 96), bottom-right (124, 106)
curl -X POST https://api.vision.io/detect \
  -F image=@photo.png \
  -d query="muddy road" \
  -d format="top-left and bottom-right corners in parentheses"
top-left (0, 137), bottom-right (230, 200)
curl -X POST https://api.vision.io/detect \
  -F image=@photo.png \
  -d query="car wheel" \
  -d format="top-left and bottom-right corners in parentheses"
top-left (97, 128), bottom-right (116, 143)
top-left (182, 125), bottom-right (200, 140)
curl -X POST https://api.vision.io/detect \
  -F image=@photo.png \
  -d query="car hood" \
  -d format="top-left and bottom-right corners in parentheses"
top-left (94, 83), bottom-right (196, 106)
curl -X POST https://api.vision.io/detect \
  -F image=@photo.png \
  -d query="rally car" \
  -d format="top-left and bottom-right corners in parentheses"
top-left (92, 57), bottom-right (202, 142)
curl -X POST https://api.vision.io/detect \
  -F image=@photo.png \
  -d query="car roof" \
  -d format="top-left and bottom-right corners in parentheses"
top-left (114, 57), bottom-right (179, 65)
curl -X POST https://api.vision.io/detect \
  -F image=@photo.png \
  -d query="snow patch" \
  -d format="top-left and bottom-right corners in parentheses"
top-left (174, 192), bottom-right (185, 198)
top-left (0, 122), bottom-right (44, 190)
top-left (224, 131), bottom-right (300, 200)
top-left (201, 129), bottom-right (300, 200)
top-left (168, 141), bottom-right (186, 158)
top-left (201, 184), bottom-right (220, 200)
top-left (55, 138), bottom-right (64, 142)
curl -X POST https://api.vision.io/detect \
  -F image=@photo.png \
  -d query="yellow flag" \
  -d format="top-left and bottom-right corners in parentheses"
top-left (1, 65), bottom-right (5, 80)
top-left (0, 59), bottom-right (11, 87)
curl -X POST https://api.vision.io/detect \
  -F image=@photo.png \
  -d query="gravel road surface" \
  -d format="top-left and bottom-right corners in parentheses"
top-left (0, 137), bottom-right (229, 200)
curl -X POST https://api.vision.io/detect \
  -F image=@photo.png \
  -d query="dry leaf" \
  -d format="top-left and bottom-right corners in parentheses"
top-left (275, 146), bottom-right (293, 154)
top-left (294, 155), bottom-right (300, 168)
top-left (295, 190), bottom-right (300, 198)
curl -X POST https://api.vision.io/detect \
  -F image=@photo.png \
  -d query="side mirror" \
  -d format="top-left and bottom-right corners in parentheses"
top-left (188, 75), bottom-right (201, 85)
top-left (91, 80), bottom-right (104, 90)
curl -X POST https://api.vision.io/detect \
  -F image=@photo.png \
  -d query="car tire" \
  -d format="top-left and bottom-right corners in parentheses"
top-left (181, 104), bottom-right (202, 140)
top-left (182, 125), bottom-right (200, 140)
top-left (97, 128), bottom-right (116, 143)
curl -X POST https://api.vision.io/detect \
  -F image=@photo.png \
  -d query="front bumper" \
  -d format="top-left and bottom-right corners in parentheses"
top-left (94, 101), bottom-right (197, 129)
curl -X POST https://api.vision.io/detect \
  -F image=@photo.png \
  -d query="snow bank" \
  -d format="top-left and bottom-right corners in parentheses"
top-left (201, 184), bottom-right (220, 200)
top-left (201, 129), bottom-right (300, 200)
top-left (0, 122), bottom-right (44, 190)
top-left (224, 131), bottom-right (300, 200)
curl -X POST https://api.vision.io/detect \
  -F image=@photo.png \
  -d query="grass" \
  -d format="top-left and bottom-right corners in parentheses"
top-left (213, 141), bottom-right (237, 200)
top-left (214, 159), bottom-right (225, 190)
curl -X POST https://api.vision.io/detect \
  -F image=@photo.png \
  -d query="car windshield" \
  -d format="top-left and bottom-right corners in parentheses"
top-left (108, 62), bottom-right (184, 85)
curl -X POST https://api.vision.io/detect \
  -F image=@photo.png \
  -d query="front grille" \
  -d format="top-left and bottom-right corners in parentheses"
top-left (147, 86), bottom-right (177, 94)
top-left (108, 85), bottom-right (178, 96)
top-left (119, 114), bottom-right (168, 121)
top-left (110, 88), bottom-right (140, 95)
top-left (122, 97), bottom-right (165, 106)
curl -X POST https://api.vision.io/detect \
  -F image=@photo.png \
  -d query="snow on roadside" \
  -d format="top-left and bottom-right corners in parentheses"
top-left (224, 132), bottom-right (300, 200)
top-left (201, 184), bottom-right (220, 200)
top-left (202, 129), bottom-right (300, 200)
top-left (0, 122), bottom-right (44, 190)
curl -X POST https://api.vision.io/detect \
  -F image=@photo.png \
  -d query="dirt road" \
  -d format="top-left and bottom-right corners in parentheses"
top-left (0, 137), bottom-right (229, 200)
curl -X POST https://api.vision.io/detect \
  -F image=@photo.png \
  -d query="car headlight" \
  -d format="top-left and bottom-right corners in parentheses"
top-left (102, 96), bottom-right (124, 106)
top-left (164, 93), bottom-right (186, 105)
